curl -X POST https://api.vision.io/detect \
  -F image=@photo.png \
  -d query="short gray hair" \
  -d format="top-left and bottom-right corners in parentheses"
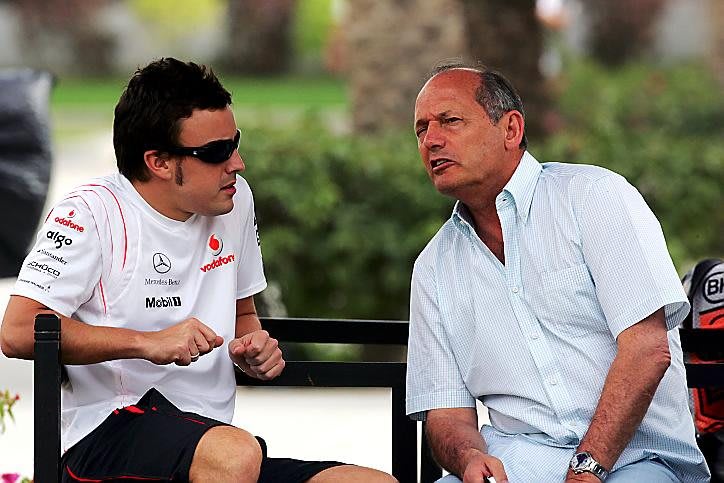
top-left (430, 61), bottom-right (528, 149)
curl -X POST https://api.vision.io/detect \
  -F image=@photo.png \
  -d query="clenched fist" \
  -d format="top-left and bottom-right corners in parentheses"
top-left (142, 318), bottom-right (223, 366)
top-left (228, 329), bottom-right (285, 380)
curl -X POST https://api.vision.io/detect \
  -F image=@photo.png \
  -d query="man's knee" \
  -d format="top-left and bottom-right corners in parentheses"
top-left (189, 426), bottom-right (262, 483)
top-left (308, 465), bottom-right (398, 483)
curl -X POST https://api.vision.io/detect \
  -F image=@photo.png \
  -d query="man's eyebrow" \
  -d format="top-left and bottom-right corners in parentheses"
top-left (415, 110), bottom-right (452, 129)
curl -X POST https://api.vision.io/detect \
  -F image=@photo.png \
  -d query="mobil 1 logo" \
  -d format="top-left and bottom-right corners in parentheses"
top-left (145, 296), bottom-right (182, 309)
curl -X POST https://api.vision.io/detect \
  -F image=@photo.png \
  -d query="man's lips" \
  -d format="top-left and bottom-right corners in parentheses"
top-left (221, 181), bottom-right (236, 193)
top-left (430, 158), bottom-right (454, 172)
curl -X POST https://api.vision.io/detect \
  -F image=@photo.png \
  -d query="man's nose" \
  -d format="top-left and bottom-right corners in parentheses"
top-left (423, 122), bottom-right (445, 150)
top-left (227, 150), bottom-right (245, 173)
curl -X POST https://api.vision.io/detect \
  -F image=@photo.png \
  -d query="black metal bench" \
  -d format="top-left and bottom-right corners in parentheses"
top-left (32, 316), bottom-right (724, 483)
top-left (32, 314), bottom-right (439, 483)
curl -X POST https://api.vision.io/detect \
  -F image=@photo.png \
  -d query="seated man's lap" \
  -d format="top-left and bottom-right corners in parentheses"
top-left (606, 458), bottom-right (678, 482)
top-left (436, 459), bottom-right (677, 483)
top-left (434, 426), bottom-right (679, 483)
top-left (61, 388), bottom-right (343, 483)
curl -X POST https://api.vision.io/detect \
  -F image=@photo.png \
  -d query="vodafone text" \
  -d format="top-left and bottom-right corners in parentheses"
top-left (54, 216), bottom-right (84, 232)
top-left (200, 254), bottom-right (235, 273)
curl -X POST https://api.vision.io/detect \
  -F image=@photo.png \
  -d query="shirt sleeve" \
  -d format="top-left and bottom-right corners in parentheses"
top-left (576, 174), bottom-right (689, 337)
top-left (13, 197), bottom-right (102, 317)
top-left (406, 258), bottom-right (476, 420)
top-left (235, 181), bottom-right (267, 300)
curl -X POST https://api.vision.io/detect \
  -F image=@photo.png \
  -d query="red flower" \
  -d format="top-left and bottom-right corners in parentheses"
top-left (1, 473), bottom-right (20, 483)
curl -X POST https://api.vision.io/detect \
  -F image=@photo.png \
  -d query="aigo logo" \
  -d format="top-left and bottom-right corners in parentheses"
top-left (46, 231), bottom-right (73, 249)
top-left (208, 234), bottom-right (223, 256)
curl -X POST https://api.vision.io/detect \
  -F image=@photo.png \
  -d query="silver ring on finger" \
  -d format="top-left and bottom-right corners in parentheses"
top-left (190, 353), bottom-right (200, 361)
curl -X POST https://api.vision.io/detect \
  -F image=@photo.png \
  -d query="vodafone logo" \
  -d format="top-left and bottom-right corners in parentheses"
top-left (200, 254), bottom-right (235, 273)
top-left (54, 210), bottom-right (84, 233)
top-left (208, 234), bottom-right (223, 256)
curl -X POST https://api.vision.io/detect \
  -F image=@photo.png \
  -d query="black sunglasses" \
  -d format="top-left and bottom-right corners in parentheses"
top-left (164, 130), bottom-right (241, 164)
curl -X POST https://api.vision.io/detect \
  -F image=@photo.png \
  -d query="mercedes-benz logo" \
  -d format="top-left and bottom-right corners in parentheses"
top-left (153, 252), bottom-right (171, 274)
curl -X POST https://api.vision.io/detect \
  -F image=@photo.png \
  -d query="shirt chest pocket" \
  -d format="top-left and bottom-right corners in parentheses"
top-left (529, 263), bottom-right (608, 338)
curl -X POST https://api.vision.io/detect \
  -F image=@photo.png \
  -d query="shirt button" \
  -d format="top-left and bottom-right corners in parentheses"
top-left (549, 378), bottom-right (558, 386)
top-left (511, 286), bottom-right (519, 293)
top-left (530, 332), bottom-right (539, 340)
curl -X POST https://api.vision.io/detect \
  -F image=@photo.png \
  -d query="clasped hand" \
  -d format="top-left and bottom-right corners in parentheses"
top-left (143, 317), bottom-right (223, 366)
top-left (228, 329), bottom-right (285, 380)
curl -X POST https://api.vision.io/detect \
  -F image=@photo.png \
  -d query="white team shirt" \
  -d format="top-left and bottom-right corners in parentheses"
top-left (14, 173), bottom-right (266, 451)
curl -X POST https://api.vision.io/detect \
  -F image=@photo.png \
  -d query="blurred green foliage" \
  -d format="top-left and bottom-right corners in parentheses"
top-left (538, 61), bottom-right (724, 271)
top-left (129, 0), bottom-right (224, 38)
top-left (243, 61), bottom-right (722, 319)
top-left (242, 116), bottom-right (451, 319)
top-left (293, 0), bottom-right (334, 57)
top-left (51, 77), bottom-right (346, 107)
top-left (48, 61), bottom-right (722, 320)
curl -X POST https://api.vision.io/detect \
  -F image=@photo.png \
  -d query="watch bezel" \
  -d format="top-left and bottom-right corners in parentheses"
top-left (569, 451), bottom-right (609, 481)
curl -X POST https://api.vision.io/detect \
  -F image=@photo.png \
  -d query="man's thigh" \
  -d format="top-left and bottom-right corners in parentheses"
top-left (61, 388), bottom-right (227, 482)
top-left (607, 458), bottom-right (678, 482)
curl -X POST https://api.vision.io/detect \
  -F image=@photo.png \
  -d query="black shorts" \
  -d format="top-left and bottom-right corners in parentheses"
top-left (60, 388), bottom-right (344, 482)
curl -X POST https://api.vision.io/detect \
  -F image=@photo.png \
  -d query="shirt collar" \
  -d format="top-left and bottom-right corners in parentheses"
top-left (452, 151), bottom-right (542, 228)
top-left (500, 151), bottom-right (541, 223)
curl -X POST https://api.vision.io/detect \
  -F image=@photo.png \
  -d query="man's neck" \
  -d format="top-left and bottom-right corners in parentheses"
top-left (131, 178), bottom-right (189, 222)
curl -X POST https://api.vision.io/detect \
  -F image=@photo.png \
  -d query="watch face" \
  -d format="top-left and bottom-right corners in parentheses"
top-left (572, 452), bottom-right (590, 467)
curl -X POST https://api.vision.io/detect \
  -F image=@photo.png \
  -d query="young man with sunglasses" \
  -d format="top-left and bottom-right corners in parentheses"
top-left (0, 58), bottom-right (395, 483)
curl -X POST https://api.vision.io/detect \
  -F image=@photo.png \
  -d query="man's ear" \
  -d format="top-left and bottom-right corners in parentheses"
top-left (143, 150), bottom-right (174, 181)
top-left (502, 110), bottom-right (525, 151)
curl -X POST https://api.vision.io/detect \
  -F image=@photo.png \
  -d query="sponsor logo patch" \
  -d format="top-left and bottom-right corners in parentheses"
top-left (200, 254), bottom-right (235, 273)
top-left (18, 278), bottom-right (49, 292)
top-left (53, 210), bottom-right (84, 232)
top-left (46, 231), bottom-right (73, 249)
top-left (144, 278), bottom-right (181, 286)
top-left (703, 271), bottom-right (724, 304)
top-left (145, 296), bottom-right (182, 309)
top-left (36, 249), bottom-right (68, 265)
top-left (152, 253), bottom-right (172, 274)
top-left (208, 234), bottom-right (223, 256)
top-left (27, 260), bottom-right (60, 278)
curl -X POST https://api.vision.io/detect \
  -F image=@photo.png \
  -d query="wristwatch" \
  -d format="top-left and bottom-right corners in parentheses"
top-left (569, 451), bottom-right (609, 481)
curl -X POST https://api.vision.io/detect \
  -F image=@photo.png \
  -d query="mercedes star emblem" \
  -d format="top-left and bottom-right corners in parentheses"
top-left (153, 252), bottom-right (171, 274)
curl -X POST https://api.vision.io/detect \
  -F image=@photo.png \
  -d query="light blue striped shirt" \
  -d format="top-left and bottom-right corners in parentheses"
top-left (406, 152), bottom-right (709, 482)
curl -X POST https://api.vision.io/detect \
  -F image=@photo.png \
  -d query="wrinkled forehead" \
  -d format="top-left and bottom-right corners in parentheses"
top-left (414, 70), bottom-right (480, 119)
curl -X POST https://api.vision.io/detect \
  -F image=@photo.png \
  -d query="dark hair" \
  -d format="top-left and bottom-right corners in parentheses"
top-left (430, 61), bottom-right (528, 149)
top-left (113, 58), bottom-right (232, 181)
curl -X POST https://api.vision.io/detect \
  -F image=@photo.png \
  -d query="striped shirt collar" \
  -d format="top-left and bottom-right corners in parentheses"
top-left (452, 150), bottom-right (542, 227)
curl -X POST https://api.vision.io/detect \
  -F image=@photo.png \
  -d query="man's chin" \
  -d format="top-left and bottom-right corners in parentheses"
top-left (200, 201), bottom-right (234, 217)
top-left (434, 181), bottom-right (458, 197)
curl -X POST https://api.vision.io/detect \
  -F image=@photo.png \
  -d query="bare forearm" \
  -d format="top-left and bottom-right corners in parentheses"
top-left (0, 298), bottom-right (147, 364)
top-left (234, 313), bottom-right (261, 338)
top-left (427, 409), bottom-right (487, 477)
top-left (576, 311), bottom-right (670, 471)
